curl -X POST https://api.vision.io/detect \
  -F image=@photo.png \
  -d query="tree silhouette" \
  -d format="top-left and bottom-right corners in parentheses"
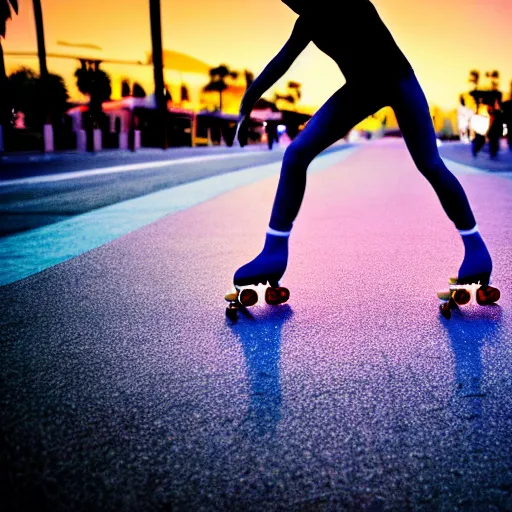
top-left (274, 80), bottom-right (302, 110)
top-left (9, 67), bottom-right (37, 125)
top-left (274, 92), bottom-right (295, 105)
top-left (287, 80), bottom-right (302, 100)
top-left (255, 98), bottom-right (278, 111)
top-left (121, 79), bottom-right (131, 97)
top-left (75, 61), bottom-right (111, 102)
top-left (133, 82), bottom-right (146, 98)
top-left (32, 0), bottom-right (47, 77)
top-left (486, 70), bottom-right (500, 91)
top-left (75, 60), bottom-right (111, 129)
top-left (9, 67), bottom-right (68, 128)
top-left (244, 70), bottom-right (254, 89)
top-left (121, 79), bottom-right (147, 98)
top-left (180, 84), bottom-right (189, 103)
top-left (0, 0), bottom-right (18, 38)
top-left (149, 0), bottom-right (167, 149)
top-left (469, 70), bottom-right (480, 90)
top-left (1, 0), bottom-right (19, 142)
top-left (203, 64), bottom-right (238, 112)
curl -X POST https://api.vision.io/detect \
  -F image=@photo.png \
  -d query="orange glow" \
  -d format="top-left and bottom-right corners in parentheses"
top-left (3, 0), bottom-right (512, 112)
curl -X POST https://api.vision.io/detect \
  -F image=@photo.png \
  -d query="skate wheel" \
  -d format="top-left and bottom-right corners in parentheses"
top-left (476, 286), bottom-right (500, 306)
top-left (226, 303), bottom-right (238, 320)
top-left (225, 290), bottom-right (238, 302)
top-left (265, 286), bottom-right (290, 305)
top-left (440, 302), bottom-right (452, 319)
top-left (452, 288), bottom-right (471, 306)
top-left (437, 290), bottom-right (451, 301)
top-left (239, 288), bottom-right (258, 307)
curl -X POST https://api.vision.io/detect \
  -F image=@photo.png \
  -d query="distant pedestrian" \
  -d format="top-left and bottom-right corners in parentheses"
top-left (502, 83), bottom-right (512, 151)
top-left (265, 121), bottom-right (278, 150)
top-left (487, 95), bottom-right (503, 159)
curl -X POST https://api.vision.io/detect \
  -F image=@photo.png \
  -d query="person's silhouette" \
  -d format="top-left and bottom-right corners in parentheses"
top-left (233, 0), bottom-right (493, 289)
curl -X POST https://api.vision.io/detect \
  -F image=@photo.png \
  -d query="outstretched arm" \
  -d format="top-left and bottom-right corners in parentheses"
top-left (239, 16), bottom-right (311, 117)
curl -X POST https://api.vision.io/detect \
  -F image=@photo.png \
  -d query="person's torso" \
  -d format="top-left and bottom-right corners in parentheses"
top-left (301, 0), bottom-right (412, 80)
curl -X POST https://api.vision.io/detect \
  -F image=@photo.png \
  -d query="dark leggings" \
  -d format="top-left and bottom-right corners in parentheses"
top-left (269, 71), bottom-right (476, 232)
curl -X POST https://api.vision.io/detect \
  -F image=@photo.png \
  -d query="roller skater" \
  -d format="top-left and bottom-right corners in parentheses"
top-left (226, 0), bottom-right (499, 318)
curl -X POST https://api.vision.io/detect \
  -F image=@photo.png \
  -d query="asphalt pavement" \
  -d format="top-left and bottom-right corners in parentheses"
top-left (1, 138), bottom-right (511, 511)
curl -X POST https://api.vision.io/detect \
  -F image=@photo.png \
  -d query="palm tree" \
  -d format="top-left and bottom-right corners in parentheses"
top-left (0, 0), bottom-right (17, 36)
top-left (75, 60), bottom-right (111, 129)
top-left (486, 70), bottom-right (500, 91)
top-left (133, 82), bottom-right (146, 98)
top-left (32, 0), bottom-right (48, 78)
top-left (1, 0), bottom-right (18, 75)
top-left (469, 70), bottom-right (480, 90)
top-left (274, 81), bottom-right (302, 111)
top-left (31, 0), bottom-right (54, 151)
top-left (149, 0), bottom-right (167, 148)
top-left (9, 67), bottom-right (68, 129)
top-left (121, 79), bottom-right (147, 98)
top-left (121, 79), bottom-right (131, 97)
top-left (180, 84), bottom-right (189, 103)
top-left (244, 70), bottom-right (254, 90)
top-left (0, 0), bottom-right (18, 151)
top-left (203, 65), bottom-right (238, 112)
top-left (287, 80), bottom-right (302, 101)
top-left (274, 92), bottom-right (295, 106)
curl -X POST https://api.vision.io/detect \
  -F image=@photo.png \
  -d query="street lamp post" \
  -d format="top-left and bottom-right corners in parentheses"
top-left (149, 0), bottom-right (168, 149)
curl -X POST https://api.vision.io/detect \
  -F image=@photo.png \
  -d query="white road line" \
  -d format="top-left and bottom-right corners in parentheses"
top-left (0, 150), bottom-right (273, 187)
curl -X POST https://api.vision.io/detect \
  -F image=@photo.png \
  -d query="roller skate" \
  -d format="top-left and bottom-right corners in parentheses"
top-left (224, 281), bottom-right (290, 320)
top-left (225, 231), bottom-right (290, 319)
top-left (438, 273), bottom-right (500, 319)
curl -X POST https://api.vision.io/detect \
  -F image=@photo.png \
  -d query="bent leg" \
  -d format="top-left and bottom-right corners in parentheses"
top-left (269, 82), bottom-right (384, 231)
top-left (391, 73), bottom-right (492, 282)
top-left (391, 72), bottom-right (476, 230)
top-left (233, 83), bottom-right (384, 286)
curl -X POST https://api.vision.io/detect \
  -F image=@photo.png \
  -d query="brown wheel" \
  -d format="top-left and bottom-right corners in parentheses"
top-left (265, 286), bottom-right (290, 305)
top-left (476, 286), bottom-right (500, 306)
top-left (440, 302), bottom-right (452, 319)
top-left (452, 288), bottom-right (471, 305)
top-left (239, 288), bottom-right (258, 307)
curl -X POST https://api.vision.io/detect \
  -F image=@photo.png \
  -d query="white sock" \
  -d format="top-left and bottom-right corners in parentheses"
top-left (266, 227), bottom-right (291, 237)
top-left (458, 225), bottom-right (479, 236)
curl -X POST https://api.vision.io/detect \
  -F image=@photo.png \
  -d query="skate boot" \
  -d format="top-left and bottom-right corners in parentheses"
top-left (225, 232), bottom-right (290, 319)
top-left (438, 273), bottom-right (500, 320)
top-left (438, 227), bottom-right (500, 319)
top-left (437, 274), bottom-right (501, 319)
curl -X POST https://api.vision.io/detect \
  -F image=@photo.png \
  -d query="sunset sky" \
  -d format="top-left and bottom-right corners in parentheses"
top-left (3, 0), bottom-right (512, 111)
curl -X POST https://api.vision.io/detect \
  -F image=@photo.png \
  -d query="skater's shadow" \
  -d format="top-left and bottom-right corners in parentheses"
top-left (227, 304), bottom-right (294, 440)
top-left (440, 305), bottom-right (503, 423)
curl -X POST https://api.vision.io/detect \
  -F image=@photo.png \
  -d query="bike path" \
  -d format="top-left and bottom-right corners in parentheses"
top-left (1, 139), bottom-right (511, 511)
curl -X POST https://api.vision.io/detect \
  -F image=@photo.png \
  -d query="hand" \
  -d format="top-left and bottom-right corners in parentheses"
top-left (235, 114), bottom-right (249, 147)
